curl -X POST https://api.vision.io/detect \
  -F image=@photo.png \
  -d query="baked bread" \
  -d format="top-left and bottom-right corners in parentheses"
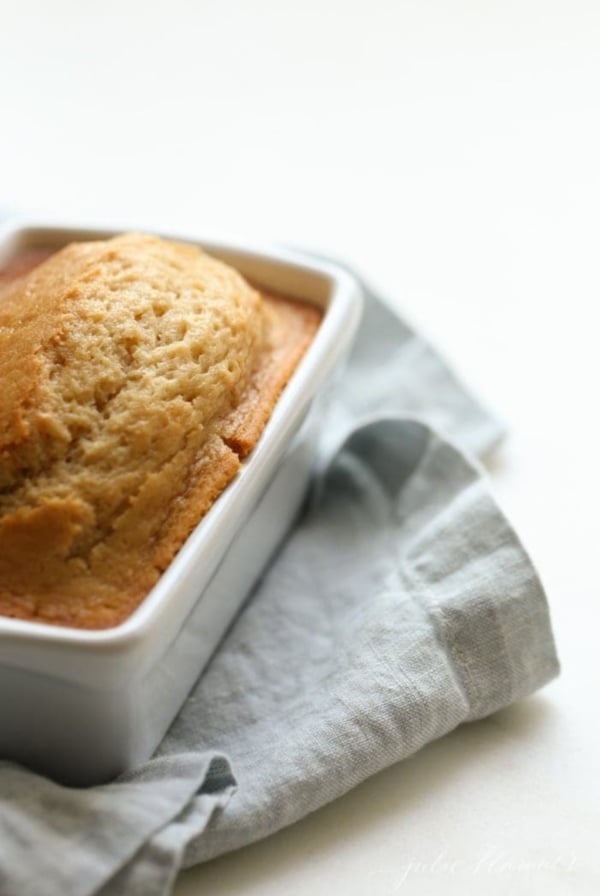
top-left (0, 234), bottom-right (321, 629)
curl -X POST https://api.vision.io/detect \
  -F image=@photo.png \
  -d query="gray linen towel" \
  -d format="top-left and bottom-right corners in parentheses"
top-left (0, 276), bottom-right (559, 896)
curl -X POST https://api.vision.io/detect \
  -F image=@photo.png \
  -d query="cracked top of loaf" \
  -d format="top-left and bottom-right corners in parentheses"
top-left (0, 233), bottom-right (321, 629)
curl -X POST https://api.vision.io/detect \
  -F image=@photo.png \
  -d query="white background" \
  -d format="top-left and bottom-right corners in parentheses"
top-left (1, 1), bottom-right (599, 892)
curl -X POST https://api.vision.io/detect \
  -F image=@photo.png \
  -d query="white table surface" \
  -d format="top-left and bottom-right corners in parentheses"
top-left (1, 1), bottom-right (599, 892)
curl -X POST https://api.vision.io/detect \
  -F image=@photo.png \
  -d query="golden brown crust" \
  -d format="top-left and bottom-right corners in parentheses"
top-left (220, 292), bottom-right (321, 456)
top-left (0, 235), bottom-right (321, 629)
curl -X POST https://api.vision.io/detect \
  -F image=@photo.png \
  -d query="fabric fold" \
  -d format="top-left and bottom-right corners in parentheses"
top-left (176, 417), bottom-right (558, 866)
top-left (0, 754), bottom-right (235, 896)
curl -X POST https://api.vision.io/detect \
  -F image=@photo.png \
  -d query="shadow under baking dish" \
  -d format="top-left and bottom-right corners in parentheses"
top-left (0, 221), bottom-right (363, 785)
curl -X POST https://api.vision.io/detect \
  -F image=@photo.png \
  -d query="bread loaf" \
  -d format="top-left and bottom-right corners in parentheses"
top-left (0, 234), bottom-right (320, 628)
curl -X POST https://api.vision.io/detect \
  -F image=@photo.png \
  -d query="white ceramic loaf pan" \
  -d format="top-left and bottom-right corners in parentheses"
top-left (0, 220), bottom-right (363, 786)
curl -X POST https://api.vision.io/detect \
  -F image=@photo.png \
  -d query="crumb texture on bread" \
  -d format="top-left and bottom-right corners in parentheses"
top-left (0, 234), bottom-right (321, 628)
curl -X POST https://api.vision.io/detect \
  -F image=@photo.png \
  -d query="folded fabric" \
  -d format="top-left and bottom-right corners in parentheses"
top-left (0, 275), bottom-right (559, 896)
